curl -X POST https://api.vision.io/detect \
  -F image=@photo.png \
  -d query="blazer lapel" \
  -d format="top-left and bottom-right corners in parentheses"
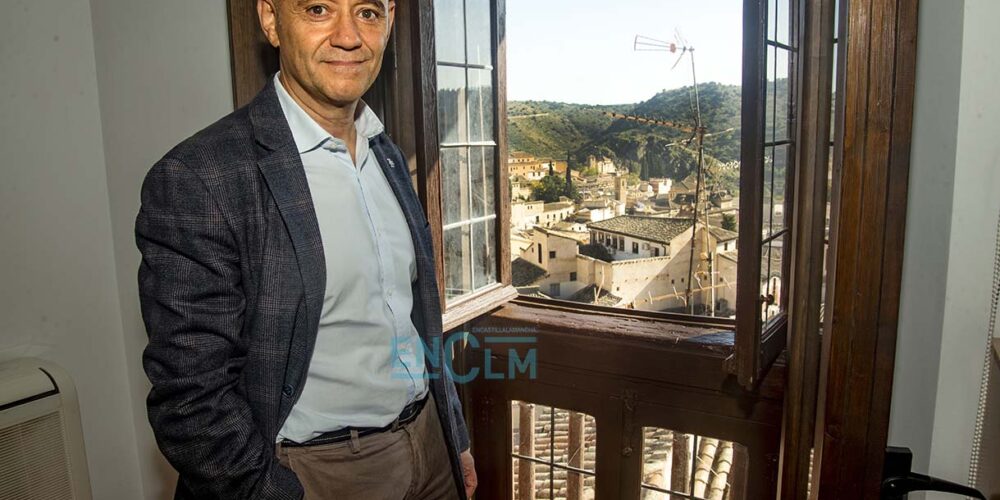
top-left (370, 136), bottom-right (443, 341)
top-left (249, 80), bottom-right (326, 388)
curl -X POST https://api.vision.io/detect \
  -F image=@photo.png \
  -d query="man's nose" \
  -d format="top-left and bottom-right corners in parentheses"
top-left (328, 12), bottom-right (363, 50)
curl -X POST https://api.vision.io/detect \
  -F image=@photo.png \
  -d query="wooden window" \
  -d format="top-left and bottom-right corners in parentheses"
top-left (732, 0), bottom-right (800, 387)
top-left (408, 0), bottom-right (517, 331)
top-left (549, 250), bottom-right (556, 259)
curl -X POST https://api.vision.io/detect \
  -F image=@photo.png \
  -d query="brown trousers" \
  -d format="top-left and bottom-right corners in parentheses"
top-left (275, 393), bottom-right (461, 500)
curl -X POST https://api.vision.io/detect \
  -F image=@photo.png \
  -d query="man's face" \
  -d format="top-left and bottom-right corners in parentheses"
top-left (259, 0), bottom-right (395, 107)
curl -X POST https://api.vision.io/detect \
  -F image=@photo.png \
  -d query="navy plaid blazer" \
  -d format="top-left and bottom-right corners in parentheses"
top-left (136, 78), bottom-right (470, 500)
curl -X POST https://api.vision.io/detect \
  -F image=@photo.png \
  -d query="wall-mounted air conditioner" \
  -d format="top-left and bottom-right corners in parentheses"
top-left (0, 358), bottom-right (92, 500)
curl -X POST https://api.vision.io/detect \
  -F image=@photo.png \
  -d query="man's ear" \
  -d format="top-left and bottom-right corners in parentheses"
top-left (386, 1), bottom-right (396, 41)
top-left (258, 0), bottom-right (281, 48)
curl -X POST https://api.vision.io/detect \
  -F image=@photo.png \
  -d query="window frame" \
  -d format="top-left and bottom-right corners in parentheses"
top-left (409, 0), bottom-right (518, 331)
top-left (408, 0), bottom-right (802, 386)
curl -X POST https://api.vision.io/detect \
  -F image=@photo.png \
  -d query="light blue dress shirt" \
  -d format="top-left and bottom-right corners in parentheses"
top-left (274, 74), bottom-right (428, 444)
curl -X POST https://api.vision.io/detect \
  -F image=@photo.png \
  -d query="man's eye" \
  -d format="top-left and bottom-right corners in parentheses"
top-left (359, 8), bottom-right (381, 20)
top-left (307, 5), bottom-right (328, 16)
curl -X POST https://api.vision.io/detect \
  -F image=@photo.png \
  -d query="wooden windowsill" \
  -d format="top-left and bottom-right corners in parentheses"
top-left (442, 284), bottom-right (519, 333)
top-left (488, 296), bottom-right (737, 351)
top-left (468, 297), bottom-right (785, 400)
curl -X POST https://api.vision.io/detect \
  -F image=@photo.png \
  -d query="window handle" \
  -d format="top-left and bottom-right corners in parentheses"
top-left (881, 447), bottom-right (985, 500)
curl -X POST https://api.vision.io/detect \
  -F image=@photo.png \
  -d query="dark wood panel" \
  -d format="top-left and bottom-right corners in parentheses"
top-left (407, 0), bottom-right (446, 305)
top-left (734, 0), bottom-right (768, 389)
top-left (812, 0), bottom-right (920, 498)
top-left (494, 0), bottom-right (512, 287)
top-left (227, 0), bottom-right (276, 108)
top-left (778, 0), bottom-right (836, 496)
top-left (464, 303), bottom-right (786, 499)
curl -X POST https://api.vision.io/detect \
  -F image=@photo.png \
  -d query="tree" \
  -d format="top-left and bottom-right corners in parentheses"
top-left (721, 213), bottom-right (737, 231)
top-left (531, 175), bottom-right (578, 203)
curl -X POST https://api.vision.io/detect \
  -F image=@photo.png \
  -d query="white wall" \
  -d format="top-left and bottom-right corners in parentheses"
top-left (88, 1), bottom-right (234, 497)
top-left (892, 0), bottom-right (1000, 497)
top-left (0, 0), bottom-right (144, 498)
top-left (889, 0), bottom-right (963, 480)
top-left (0, 1), bottom-right (233, 499)
top-left (928, 0), bottom-right (1000, 493)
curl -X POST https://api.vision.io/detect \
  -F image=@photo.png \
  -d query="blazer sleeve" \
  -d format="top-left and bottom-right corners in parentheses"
top-left (444, 353), bottom-right (472, 452)
top-left (135, 158), bottom-right (303, 500)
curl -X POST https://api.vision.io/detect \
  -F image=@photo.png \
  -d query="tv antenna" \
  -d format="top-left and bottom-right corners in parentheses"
top-left (626, 31), bottom-right (716, 315)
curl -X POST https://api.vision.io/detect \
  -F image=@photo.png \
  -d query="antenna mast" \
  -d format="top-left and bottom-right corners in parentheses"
top-left (633, 33), bottom-right (713, 316)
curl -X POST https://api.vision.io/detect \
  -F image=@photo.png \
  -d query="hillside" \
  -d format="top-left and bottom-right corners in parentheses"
top-left (508, 80), bottom-right (789, 184)
top-left (507, 101), bottom-right (631, 160)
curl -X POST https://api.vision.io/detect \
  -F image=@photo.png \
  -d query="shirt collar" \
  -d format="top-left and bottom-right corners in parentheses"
top-left (273, 72), bottom-right (385, 155)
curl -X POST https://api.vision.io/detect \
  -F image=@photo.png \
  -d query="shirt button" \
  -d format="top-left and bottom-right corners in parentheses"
top-left (282, 384), bottom-right (294, 396)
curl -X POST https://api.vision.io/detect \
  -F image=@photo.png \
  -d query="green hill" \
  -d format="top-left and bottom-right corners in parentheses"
top-left (508, 80), bottom-right (789, 186)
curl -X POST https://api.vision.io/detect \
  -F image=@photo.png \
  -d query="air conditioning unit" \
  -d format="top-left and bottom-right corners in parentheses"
top-left (0, 358), bottom-right (92, 500)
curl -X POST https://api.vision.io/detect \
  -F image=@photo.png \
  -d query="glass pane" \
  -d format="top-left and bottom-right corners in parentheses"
top-left (831, 42), bottom-right (839, 144)
top-left (441, 147), bottom-right (469, 226)
top-left (469, 147), bottom-right (495, 219)
top-left (513, 459), bottom-right (552, 500)
top-left (773, 48), bottom-right (790, 142)
top-left (762, 145), bottom-right (775, 237)
top-left (768, 0), bottom-right (778, 42)
top-left (772, 145), bottom-right (789, 232)
top-left (766, 48), bottom-right (790, 143)
top-left (761, 242), bottom-right (780, 325)
top-left (834, 0), bottom-right (841, 36)
top-left (468, 68), bottom-right (495, 142)
top-left (437, 66), bottom-right (468, 145)
top-left (766, 45), bottom-right (776, 143)
top-left (776, 0), bottom-right (791, 46)
top-left (551, 410), bottom-right (597, 473)
top-left (466, 0), bottom-right (493, 66)
top-left (512, 401), bottom-right (598, 500)
top-left (434, 0), bottom-right (465, 63)
top-left (472, 219), bottom-right (497, 290)
top-left (444, 225), bottom-right (472, 301)
top-left (641, 427), bottom-right (748, 500)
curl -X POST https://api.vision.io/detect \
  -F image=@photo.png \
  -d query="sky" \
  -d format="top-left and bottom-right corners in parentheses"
top-left (506, 0), bottom-right (745, 105)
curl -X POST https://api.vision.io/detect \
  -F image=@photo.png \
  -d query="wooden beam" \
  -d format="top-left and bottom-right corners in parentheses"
top-left (518, 402), bottom-right (536, 500)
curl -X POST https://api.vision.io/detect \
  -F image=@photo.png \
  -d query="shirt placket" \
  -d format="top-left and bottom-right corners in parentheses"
top-left (325, 139), bottom-right (419, 401)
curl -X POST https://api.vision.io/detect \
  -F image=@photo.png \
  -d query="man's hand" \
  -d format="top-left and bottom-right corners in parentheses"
top-left (460, 450), bottom-right (477, 498)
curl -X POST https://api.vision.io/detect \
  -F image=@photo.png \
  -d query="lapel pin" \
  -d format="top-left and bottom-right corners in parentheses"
top-left (386, 158), bottom-right (396, 169)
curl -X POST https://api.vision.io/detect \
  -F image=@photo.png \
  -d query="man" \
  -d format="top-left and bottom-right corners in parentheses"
top-left (135, 0), bottom-right (477, 498)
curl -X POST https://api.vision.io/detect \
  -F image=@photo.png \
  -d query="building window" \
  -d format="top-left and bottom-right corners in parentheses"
top-left (549, 250), bottom-right (556, 259)
top-left (654, 248), bottom-right (660, 257)
top-left (632, 242), bottom-right (639, 254)
top-left (538, 243), bottom-right (543, 264)
top-left (570, 272), bottom-right (577, 282)
top-left (549, 283), bottom-right (560, 297)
